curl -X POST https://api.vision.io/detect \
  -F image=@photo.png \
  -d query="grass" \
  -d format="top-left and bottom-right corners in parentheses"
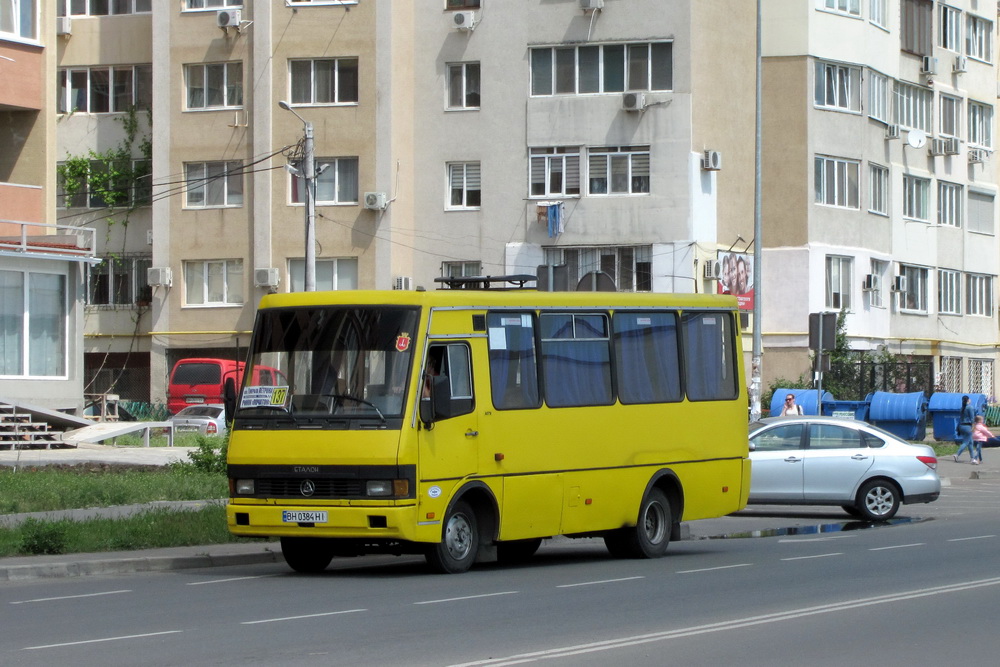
top-left (102, 431), bottom-right (222, 448)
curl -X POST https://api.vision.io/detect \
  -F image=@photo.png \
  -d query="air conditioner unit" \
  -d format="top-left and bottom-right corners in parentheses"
top-left (147, 267), bottom-right (172, 288)
top-left (622, 92), bottom-right (646, 111)
top-left (930, 138), bottom-right (948, 156)
top-left (363, 192), bottom-right (388, 211)
top-left (216, 9), bottom-right (241, 29)
top-left (921, 56), bottom-right (938, 75)
top-left (703, 260), bottom-right (721, 280)
top-left (944, 137), bottom-right (961, 155)
top-left (969, 148), bottom-right (987, 164)
top-left (954, 55), bottom-right (968, 73)
top-left (892, 275), bottom-right (907, 292)
top-left (56, 16), bottom-right (72, 36)
top-left (581, 0), bottom-right (605, 9)
top-left (862, 274), bottom-right (877, 291)
top-left (394, 276), bottom-right (413, 291)
top-left (452, 11), bottom-right (476, 30)
top-left (885, 124), bottom-right (901, 140)
top-left (254, 268), bottom-right (279, 291)
top-left (702, 150), bottom-right (722, 171)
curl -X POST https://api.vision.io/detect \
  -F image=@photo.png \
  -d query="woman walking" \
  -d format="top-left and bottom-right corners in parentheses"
top-left (954, 395), bottom-right (977, 463)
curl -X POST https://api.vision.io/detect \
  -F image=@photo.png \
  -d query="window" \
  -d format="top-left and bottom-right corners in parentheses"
top-left (447, 162), bottom-right (481, 209)
top-left (968, 101), bottom-right (993, 148)
top-left (938, 269), bottom-right (961, 315)
top-left (186, 62), bottom-right (243, 110)
top-left (940, 356), bottom-right (962, 392)
top-left (530, 42), bottom-right (672, 96)
top-left (682, 311), bottom-right (738, 401)
top-left (443, 261), bottom-right (481, 278)
top-left (544, 246), bottom-right (652, 292)
top-left (814, 61), bottom-right (861, 112)
top-left (821, 0), bottom-right (859, 17)
top-left (446, 0), bottom-right (480, 7)
top-left (288, 258), bottom-right (358, 292)
top-left (938, 181), bottom-right (962, 227)
top-left (939, 5), bottom-right (962, 51)
top-left (969, 359), bottom-right (994, 394)
top-left (967, 15), bottom-right (993, 62)
top-left (57, 159), bottom-right (150, 209)
top-left (184, 0), bottom-right (240, 8)
top-left (869, 163), bottom-right (889, 216)
top-left (540, 313), bottom-right (613, 408)
top-left (903, 174), bottom-right (930, 221)
top-left (869, 0), bottom-right (887, 28)
top-left (0, 270), bottom-right (67, 377)
top-left (868, 70), bottom-right (890, 122)
top-left (289, 58), bottom-right (359, 105)
top-left (487, 311), bottom-right (540, 410)
top-left (613, 311), bottom-right (681, 404)
top-left (901, 0), bottom-right (933, 56)
top-left (966, 274), bottom-right (993, 316)
top-left (88, 254), bottom-right (151, 306)
top-left (968, 191), bottom-right (995, 234)
top-left (59, 0), bottom-right (152, 15)
top-left (825, 255), bottom-right (852, 310)
top-left (530, 147), bottom-right (580, 197)
top-left (814, 156), bottom-right (860, 209)
top-left (290, 157), bottom-right (359, 205)
top-left (57, 65), bottom-right (152, 114)
top-left (899, 264), bottom-right (928, 312)
top-left (894, 82), bottom-right (931, 132)
top-left (939, 95), bottom-right (961, 137)
top-left (185, 161), bottom-right (243, 208)
top-left (1, 0), bottom-right (37, 40)
top-left (447, 62), bottom-right (480, 109)
top-left (287, 1), bottom-right (359, 5)
top-left (184, 260), bottom-right (243, 306)
top-left (869, 259), bottom-right (888, 308)
top-left (588, 146), bottom-right (650, 195)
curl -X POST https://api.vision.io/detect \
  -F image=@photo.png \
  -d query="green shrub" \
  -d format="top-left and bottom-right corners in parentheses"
top-left (19, 519), bottom-right (69, 555)
top-left (172, 434), bottom-right (229, 475)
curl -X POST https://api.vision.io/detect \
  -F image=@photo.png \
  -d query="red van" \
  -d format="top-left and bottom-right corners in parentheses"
top-left (168, 357), bottom-right (286, 415)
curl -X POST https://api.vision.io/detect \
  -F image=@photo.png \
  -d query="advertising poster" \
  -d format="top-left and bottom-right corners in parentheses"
top-left (716, 251), bottom-right (754, 311)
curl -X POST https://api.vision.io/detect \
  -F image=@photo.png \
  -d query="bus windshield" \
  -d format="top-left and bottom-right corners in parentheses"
top-left (238, 306), bottom-right (420, 423)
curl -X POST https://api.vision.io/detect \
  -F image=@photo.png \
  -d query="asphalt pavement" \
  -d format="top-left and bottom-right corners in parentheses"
top-left (0, 444), bottom-right (994, 582)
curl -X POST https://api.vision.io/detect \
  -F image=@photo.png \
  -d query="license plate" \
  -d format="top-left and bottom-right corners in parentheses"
top-left (282, 511), bottom-right (328, 523)
top-left (185, 397), bottom-right (204, 404)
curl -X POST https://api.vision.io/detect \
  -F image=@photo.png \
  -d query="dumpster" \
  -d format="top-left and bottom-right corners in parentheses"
top-left (867, 391), bottom-right (928, 441)
top-left (768, 389), bottom-right (832, 417)
top-left (927, 392), bottom-right (988, 441)
top-left (823, 399), bottom-right (869, 421)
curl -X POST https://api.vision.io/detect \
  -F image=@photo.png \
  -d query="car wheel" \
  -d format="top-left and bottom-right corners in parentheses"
top-left (426, 500), bottom-right (478, 574)
top-left (280, 537), bottom-right (334, 573)
top-left (603, 488), bottom-right (671, 559)
top-left (497, 538), bottom-right (542, 564)
top-left (855, 479), bottom-right (900, 522)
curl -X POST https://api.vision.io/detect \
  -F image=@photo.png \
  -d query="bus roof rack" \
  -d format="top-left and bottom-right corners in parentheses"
top-left (433, 274), bottom-right (537, 290)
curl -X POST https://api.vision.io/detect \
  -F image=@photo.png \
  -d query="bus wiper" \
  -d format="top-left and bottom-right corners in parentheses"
top-left (322, 394), bottom-right (387, 424)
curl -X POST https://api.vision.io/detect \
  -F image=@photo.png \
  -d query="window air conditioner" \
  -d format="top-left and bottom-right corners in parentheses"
top-left (862, 274), bottom-right (877, 291)
top-left (216, 9), bottom-right (241, 29)
top-left (954, 55), bottom-right (968, 73)
top-left (885, 124), bottom-right (901, 140)
top-left (969, 148), bottom-right (987, 164)
top-left (581, 0), bottom-right (605, 9)
top-left (703, 260), bottom-right (721, 280)
top-left (702, 150), bottom-right (722, 171)
top-left (147, 267), bottom-right (172, 288)
top-left (622, 92), bottom-right (646, 111)
top-left (921, 56), bottom-right (938, 75)
top-left (56, 16), bottom-right (72, 36)
top-left (394, 276), bottom-right (413, 291)
top-left (364, 192), bottom-right (388, 211)
top-left (892, 275), bottom-right (907, 292)
top-left (944, 137), bottom-right (961, 155)
top-left (254, 268), bottom-right (279, 291)
top-left (930, 138), bottom-right (948, 156)
top-left (452, 11), bottom-right (476, 30)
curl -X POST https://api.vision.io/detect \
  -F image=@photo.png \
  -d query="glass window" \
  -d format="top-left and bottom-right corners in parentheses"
top-left (938, 269), bottom-right (962, 315)
top-left (751, 423), bottom-right (804, 452)
top-left (940, 95), bottom-right (961, 137)
top-left (184, 259), bottom-right (243, 306)
top-left (447, 62), bottom-right (480, 109)
top-left (530, 41), bottom-right (672, 96)
top-left (968, 101), bottom-right (993, 148)
top-left (815, 156), bottom-right (860, 208)
top-left (185, 161), bottom-right (243, 208)
top-left (899, 264), bottom-right (928, 312)
top-left (808, 423), bottom-right (864, 450)
top-left (186, 62), bottom-right (242, 110)
top-left (822, 0), bottom-right (860, 17)
top-left (967, 191), bottom-right (995, 234)
top-left (613, 311), bottom-right (681, 404)
top-left (903, 174), bottom-right (930, 221)
top-left (588, 146), bottom-right (650, 195)
top-left (967, 15), bottom-right (993, 62)
top-left (288, 258), bottom-right (358, 292)
top-left (447, 162), bottom-right (481, 209)
top-left (540, 312), bottom-right (613, 408)
top-left (487, 311), bottom-right (540, 410)
top-left (826, 256), bottom-right (852, 310)
top-left (939, 4), bottom-right (962, 51)
top-left (869, 163), bottom-right (889, 216)
top-left (966, 274), bottom-right (993, 316)
top-left (682, 311), bottom-right (738, 401)
top-left (289, 58), bottom-right (359, 105)
top-left (938, 181), bottom-right (962, 227)
top-left (1, 0), bottom-right (37, 40)
top-left (530, 147), bottom-right (581, 197)
top-left (894, 82), bottom-right (932, 132)
top-left (901, 0), bottom-right (933, 56)
top-left (290, 157), bottom-right (358, 205)
top-left (867, 70), bottom-right (890, 122)
top-left (814, 62), bottom-right (861, 112)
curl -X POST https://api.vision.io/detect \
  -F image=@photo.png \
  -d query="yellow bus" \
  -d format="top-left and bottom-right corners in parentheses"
top-left (226, 281), bottom-right (750, 573)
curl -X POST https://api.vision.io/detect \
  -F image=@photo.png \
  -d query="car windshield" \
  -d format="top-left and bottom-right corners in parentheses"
top-left (177, 406), bottom-right (223, 418)
top-left (238, 305), bottom-right (419, 423)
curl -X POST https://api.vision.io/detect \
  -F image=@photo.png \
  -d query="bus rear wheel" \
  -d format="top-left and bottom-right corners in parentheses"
top-left (426, 500), bottom-right (479, 574)
top-left (604, 488), bottom-right (671, 559)
top-left (280, 537), bottom-right (334, 573)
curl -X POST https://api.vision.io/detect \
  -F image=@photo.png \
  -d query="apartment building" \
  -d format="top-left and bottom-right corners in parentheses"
top-left (759, 0), bottom-right (1000, 397)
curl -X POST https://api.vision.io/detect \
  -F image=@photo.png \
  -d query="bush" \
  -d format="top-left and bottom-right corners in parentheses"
top-left (19, 519), bottom-right (68, 555)
top-left (173, 434), bottom-right (228, 475)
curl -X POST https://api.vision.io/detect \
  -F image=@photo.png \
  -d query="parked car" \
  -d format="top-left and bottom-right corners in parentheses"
top-left (169, 404), bottom-right (227, 436)
top-left (748, 416), bottom-right (940, 521)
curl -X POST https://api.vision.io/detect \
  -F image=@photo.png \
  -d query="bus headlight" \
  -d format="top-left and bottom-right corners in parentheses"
top-left (235, 479), bottom-right (255, 495)
top-left (366, 481), bottom-right (392, 497)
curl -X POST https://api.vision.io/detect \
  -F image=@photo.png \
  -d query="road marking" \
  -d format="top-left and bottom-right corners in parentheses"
top-left (23, 631), bottom-right (182, 651)
top-left (415, 591), bottom-right (517, 605)
top-left (777, 535), bottom-right (856, 543)
top-left (10, 589), bottom-right (131, 605)
top-left (869, 543), bottom-right (924, 551)
top-left (556, 576), bottom-right (644, 588)
top-left (780, 552), bottom-right (843, 561)
top-left (448, 576), bottom-right (1000, 666)
top-left (187, 574), bottom-right (279, 586)
top-left (947, 535), bottom-right (996, 542)
top-left (676, 564), bottom-right (752, 574)
top-left (241, 609), bottom-right (366, 625)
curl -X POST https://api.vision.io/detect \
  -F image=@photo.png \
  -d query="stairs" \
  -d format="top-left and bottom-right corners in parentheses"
top-left (0, 404), bottom-right (64, 450)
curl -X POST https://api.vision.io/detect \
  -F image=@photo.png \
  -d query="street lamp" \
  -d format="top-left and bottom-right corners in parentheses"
top-left (278, 100), bottom-right (316, 292)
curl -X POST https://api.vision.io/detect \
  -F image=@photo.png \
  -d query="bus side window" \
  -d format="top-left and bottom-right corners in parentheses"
top-left (423, 343), bottom-right (474, 421)
top-left (682, 311), bottom-right (739, 401)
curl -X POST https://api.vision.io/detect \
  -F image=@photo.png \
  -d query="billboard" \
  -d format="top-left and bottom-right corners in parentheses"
top-left (715, 251), bottom-right (754, 311)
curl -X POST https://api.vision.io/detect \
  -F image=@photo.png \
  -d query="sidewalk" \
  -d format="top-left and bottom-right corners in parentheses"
top-left (0, 448), bottom-right (993, 582)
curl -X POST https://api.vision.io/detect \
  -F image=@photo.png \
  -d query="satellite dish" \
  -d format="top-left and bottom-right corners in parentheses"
top-left (907, 129), bottom-right (927, 149)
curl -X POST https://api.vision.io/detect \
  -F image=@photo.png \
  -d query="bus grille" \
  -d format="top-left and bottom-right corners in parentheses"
top-left (256, 478), bottom-right (364, 499)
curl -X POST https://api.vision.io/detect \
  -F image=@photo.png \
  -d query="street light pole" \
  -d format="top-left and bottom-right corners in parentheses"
top-left (278, 101), bottom-right (316, 292)
top-left (750, 0), bottom-right (764, 421)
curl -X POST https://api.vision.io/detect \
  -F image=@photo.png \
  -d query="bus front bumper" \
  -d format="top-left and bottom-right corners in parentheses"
top-left (226, 502), bottom-right (439, 543)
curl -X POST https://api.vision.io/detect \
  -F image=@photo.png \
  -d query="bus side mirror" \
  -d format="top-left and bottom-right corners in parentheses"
top-left (420, 374), bottom-right (454, 426)
top-left (224, 377), bottom-right (237, 425)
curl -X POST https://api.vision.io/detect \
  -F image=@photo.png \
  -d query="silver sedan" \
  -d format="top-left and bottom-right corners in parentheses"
top-left (169, 404), bottom-right (227, 436)
top-left (748, 416), bottom-right (940, 521)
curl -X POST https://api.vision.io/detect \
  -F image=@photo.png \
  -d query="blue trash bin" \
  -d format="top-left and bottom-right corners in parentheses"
top-left (823, 399), bottom-right (870, 421)
top-left (867, 391), bottom-right (929, 441)
top-left (927, 392), bottom-right (987, 441)
top-left (768, 388), bottom-right (832, 417)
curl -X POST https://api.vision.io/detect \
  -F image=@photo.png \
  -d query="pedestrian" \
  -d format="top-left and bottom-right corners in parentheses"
top-left (971, 414), bottom-right (992, 465)
top-left (954, 395), bottom-right (977, 463)
top-left (780, 393), bottom-right (803, 416)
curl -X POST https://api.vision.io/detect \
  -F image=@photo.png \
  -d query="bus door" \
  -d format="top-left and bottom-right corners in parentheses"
top-left (417, 342), bottom-right (479, 490)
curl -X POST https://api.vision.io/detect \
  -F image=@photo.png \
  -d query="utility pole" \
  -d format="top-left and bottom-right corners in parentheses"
top-left (750, 0), bottom-right (764, 421)
top-left (279, 101), bottom-right (316, 291)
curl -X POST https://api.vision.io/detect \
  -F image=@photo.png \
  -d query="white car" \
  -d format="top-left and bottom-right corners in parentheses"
top-left (748, 416), bottom-right (940, 521)
top-left (169, 404), bottom-right (227, 436)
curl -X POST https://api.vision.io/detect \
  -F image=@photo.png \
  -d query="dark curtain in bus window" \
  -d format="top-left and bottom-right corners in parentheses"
top-left (487, 313), bottom-right (540, 410)
top-left (682, 312), bottom-right (738, 401)
top-left (614, 312), bottom-right (681, 404)
top-left (540, 313), bottom-right (613, 408)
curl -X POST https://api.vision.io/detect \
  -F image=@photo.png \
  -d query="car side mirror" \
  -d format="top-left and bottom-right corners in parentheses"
top-left (748, 441), bottom-right (756, 452)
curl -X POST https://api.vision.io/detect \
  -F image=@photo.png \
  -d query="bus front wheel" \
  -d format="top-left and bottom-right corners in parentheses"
top-left (604, 488), bottom-right (671, 559)
top-left (426, 500), bottom-right (479, 574)
top-left (280, 537), bottom-right (334, 574)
